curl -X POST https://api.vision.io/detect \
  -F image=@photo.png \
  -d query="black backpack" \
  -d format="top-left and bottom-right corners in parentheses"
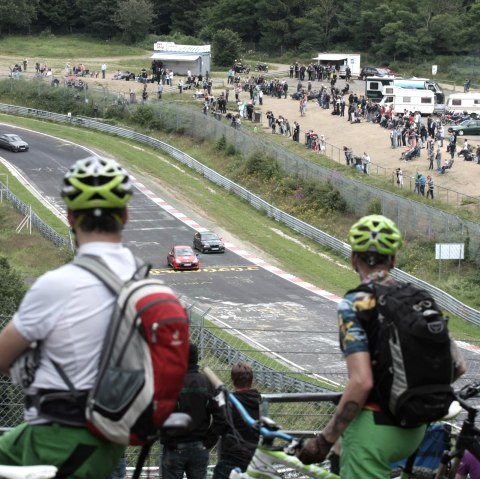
top-left (349, 282), bottom-right (455, 427)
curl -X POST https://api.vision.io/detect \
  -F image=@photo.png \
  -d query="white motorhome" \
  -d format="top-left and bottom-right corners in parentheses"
top-left (312, 53), bottom-right (361, 78)
top-left (379, 86), bottom-right (436, 115)
top-left (366, 76), bottom-right (445, 109)
top-left (447, 92), bottom-right (480, 114)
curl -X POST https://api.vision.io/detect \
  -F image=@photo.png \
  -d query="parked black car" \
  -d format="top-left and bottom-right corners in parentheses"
top-left (358, 67), bottom-right (390, 80)
top-left (193, 231), bottom-right (225, 253)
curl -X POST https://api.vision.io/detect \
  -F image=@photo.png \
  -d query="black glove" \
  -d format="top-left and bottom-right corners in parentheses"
top-left (297, 433), bottom-right (333, 465)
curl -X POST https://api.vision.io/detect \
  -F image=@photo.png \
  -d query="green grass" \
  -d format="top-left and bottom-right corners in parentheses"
top-left (1, 34), bottom-right (147, 59)
top-left (0, 159), bottom-right (69, 236)
top-left (0, 202), bottom-right (70, 278)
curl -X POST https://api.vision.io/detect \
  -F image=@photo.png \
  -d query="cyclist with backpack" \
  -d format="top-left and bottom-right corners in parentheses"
top-left (0, 157), bottom-right (142, 477)
top-left (298, 214), bottom-right (466, 478)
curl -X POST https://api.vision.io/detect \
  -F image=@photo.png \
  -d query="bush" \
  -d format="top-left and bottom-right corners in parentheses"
top-left (131, 105), bottom-right (156, 127)
top-left (244, 151), bottom-right (279, 179)
top-left (215, 135), bottom-right (227, 151)
top-left (366, 198), bottom-right (382, 215)
top-left (0, 257), bottom-right (26, 317)
top-left (226, 144), bottom-right (236, 156)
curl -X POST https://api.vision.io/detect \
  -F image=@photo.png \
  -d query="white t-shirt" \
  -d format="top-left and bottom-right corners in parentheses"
top-left (13, 242), bottom-right (136, 420)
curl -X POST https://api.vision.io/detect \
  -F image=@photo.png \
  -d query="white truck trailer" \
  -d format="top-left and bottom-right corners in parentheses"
top-left (312, 53), bottom-right (361, 79)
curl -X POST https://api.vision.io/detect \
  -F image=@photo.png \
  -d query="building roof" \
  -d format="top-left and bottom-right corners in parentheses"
top-left (153, 42), bottom-right (210, 53)
top-left (150, 54), bottom-right (201, 61)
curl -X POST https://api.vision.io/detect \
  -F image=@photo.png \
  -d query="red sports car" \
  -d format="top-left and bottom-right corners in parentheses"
top-left (167, 245), bottom-right (200, 271)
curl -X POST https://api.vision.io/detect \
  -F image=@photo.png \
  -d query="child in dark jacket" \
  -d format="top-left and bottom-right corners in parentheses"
top-left (209, 363), bottom-right (261, 479)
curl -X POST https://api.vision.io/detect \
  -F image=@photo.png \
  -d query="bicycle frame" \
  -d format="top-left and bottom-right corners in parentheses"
top-left (204, 367), bottom-right (340, 479)
top-left (396, 382), bottom-right (480, 479)
top-left (434, 391), bottom-right (480, 479)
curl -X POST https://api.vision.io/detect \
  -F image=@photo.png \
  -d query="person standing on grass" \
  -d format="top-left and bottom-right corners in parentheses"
top-left (426, 175), bottom-right (434, 199)
top-left (396, 168), bottom-right (404, 188)
top-left (435, 148), bottom-right (442, 172)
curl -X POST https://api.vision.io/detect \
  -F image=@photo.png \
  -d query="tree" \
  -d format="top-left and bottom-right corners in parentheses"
top-left (168, 0), bottom-right (212, 36)
top-left (0, 0), bottom-right (38, 36)
top-left (197, 0), bottom-right (261, 44)
top-left (113, 0), bottom-right (154, 43)
top-left (77, 0), bottom-right (120, 38)
top-left (36, 0), bottom-right (81, 33)
top-left (212, 29), bottom-right (243, 67)
top-left (0, 257), bottom-right (26, 318)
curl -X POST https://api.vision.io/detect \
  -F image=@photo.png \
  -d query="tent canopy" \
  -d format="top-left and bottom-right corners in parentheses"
top-left (150, 53), bottom-right (200, 61)
top-left (312, 54), bottom-right (349, 61)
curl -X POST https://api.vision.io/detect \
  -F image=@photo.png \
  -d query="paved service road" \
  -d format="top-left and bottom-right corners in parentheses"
top-left (1, 124), bottom-right (477, 384)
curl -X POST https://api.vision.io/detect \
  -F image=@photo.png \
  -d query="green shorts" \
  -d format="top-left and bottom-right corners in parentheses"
top-left (340, 409), bottom-right (427, 479)
top-left (0, 422), bottom-right (125, 479)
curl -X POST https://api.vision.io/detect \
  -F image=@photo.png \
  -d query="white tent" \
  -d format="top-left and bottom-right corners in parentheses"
top-left (151, 43), bottom-right (211, 76)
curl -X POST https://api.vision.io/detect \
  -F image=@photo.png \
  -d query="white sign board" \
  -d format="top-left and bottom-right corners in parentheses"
top-left (432, 65), bottom-right (438, 76)
top-left (435, 243), bottom-right (464, 260)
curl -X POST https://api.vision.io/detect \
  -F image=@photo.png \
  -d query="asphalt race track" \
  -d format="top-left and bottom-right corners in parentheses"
top-left (1, 123), bottom-right (477, 384)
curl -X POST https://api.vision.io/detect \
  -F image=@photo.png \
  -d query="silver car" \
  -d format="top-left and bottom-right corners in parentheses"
top-left (0, 133), bottom-right (29, 152)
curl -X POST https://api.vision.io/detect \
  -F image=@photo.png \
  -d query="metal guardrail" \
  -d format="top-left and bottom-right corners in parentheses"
top-left (0, 103), bottom-right (478, 326)
top-left (0, 185), bottom-right (68, 248)
top-left (190, 312), bottom-right (332, 394)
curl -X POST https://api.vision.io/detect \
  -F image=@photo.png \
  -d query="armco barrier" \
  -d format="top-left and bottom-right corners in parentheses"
top-left (0, 185), bottom-right (68, 249)
top-left (0, 104), bottom-right (478, 326)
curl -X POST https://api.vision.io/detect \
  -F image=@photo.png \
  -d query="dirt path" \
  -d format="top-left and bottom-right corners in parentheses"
top-left (95, 71), bottom-right (480, 201)
top-left (253, 82), bottom-right (480, 201)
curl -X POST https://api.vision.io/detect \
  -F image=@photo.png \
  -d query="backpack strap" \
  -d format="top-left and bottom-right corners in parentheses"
top-left (132, 444), bottom-right (152, 479)
top-left (73, 255), bottom-right (124, 295)
top-left (73, 254), bottom-right (150, 294)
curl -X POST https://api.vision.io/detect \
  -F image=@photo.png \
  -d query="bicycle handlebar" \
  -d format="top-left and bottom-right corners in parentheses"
top-left (458, 381), bottom-right (480, 401)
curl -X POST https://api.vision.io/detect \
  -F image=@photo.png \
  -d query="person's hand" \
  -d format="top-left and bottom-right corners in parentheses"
top-left (297, 433), bottom-right (333, 465)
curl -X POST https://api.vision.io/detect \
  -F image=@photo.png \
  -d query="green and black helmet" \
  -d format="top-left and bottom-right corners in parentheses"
top-left (61, 156), bottom-right (133, 211)
top-left (348, 214), bottom-right (403, 256)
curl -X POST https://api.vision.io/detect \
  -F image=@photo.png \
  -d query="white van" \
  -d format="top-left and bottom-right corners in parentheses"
top-left (379, 87), bottom-right (436, 115)
top-left (447, 92), bottom-right (480, 115)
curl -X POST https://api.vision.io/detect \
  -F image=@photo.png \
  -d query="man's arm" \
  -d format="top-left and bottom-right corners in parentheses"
top-left (298, 351), bottom-right (373, 465)
top-left (323, 351), bottom-right (373, 443)
top-left (0, 322), bottom-right (31, 375)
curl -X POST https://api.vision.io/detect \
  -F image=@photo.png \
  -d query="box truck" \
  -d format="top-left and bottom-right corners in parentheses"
top-left (312, 53), bottom-right (361, 78)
